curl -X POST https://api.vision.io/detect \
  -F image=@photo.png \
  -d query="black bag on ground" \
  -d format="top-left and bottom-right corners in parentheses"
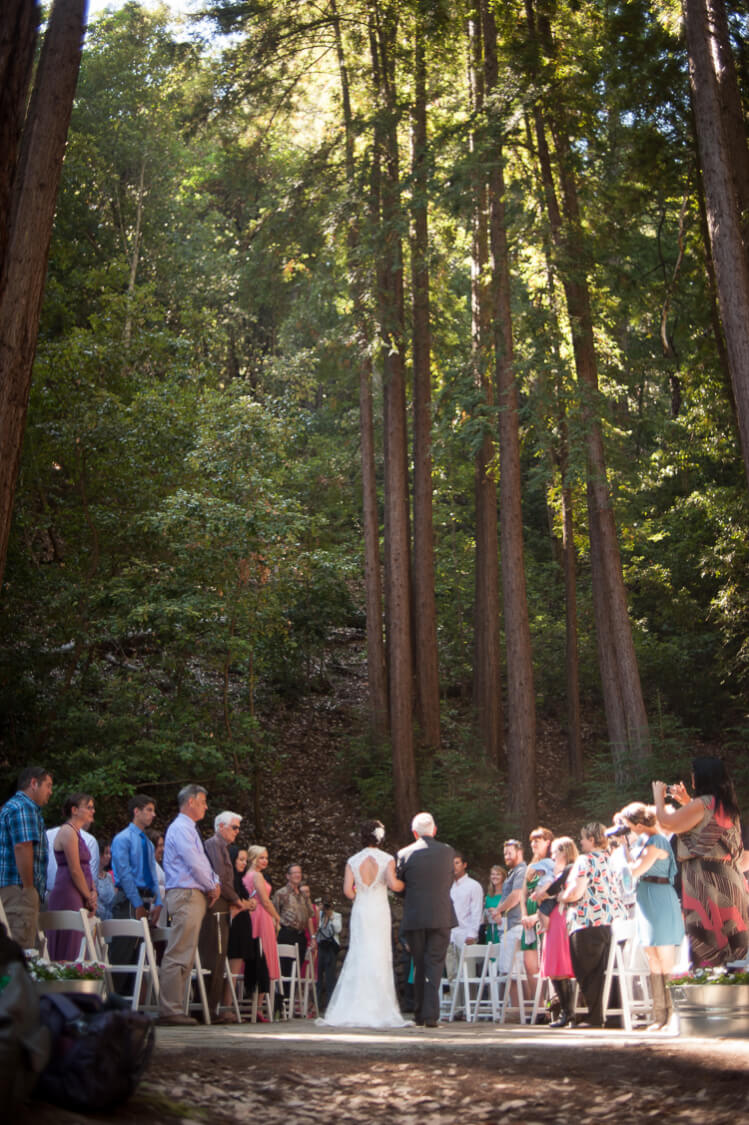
top-left (36, 992), bottom-right (155, 1112)
top-left (0, 932), bottom-right (51, 1110)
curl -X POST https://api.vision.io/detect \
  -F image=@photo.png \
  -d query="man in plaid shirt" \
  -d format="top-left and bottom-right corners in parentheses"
top-left (0, 765), bottom-right (53, 947)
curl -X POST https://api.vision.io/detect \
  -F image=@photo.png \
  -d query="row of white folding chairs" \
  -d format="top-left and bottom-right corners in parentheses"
top-left (448, 918), bottom-right (674, 1028)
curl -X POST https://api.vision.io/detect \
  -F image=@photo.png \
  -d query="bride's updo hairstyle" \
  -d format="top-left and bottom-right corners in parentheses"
top-left (360, 819), bottom-right (385, 847)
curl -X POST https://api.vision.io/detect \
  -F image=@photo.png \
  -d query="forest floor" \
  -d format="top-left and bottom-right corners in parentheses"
top-left (27, 1021), bottom-right (749, 1125)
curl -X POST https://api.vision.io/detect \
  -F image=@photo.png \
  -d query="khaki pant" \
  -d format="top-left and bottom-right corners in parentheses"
top-left (159, 888), bottom-right (207, 1016)
top-left (0, 885), bottom-right (40, 949)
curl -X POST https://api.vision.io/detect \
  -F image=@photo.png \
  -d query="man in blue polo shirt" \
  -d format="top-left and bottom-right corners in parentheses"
top-left (0, 765), bottom-right (53, 947)
top-left (110, 793), bottom-right (162, 990)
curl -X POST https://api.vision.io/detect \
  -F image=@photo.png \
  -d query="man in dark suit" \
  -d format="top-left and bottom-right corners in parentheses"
top-left (397, 811), bottom-right (457, 1027)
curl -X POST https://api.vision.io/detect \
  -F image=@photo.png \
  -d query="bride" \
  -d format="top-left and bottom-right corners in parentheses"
top-left (318, 819), bottom-right (411, 1028)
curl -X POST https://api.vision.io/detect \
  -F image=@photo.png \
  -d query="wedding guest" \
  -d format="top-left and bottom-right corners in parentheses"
top-left (654, 757), bottom-right (749, 967)
top-left (48, 793), bottom-right (98, 959)
top-left (560, 821), bottom-right (624, 1027)
top-left (446, 852), bottom-right (483, 1000)
top-left (95, 841), bottom-right (116, 921)
top-left (618, 801), bottom-right (684, 1028)
top-left (535, 836), bottom-right (578, 1028)
top-left (46, 818), bottom-right (99, 902)
top-left (316, 898), bottom-right (342, 1010)
top-left (489, 839), bottom-right (527, 980)
top-left (243, 845), bottom-right (281, 1019)
top-left (158, 784), bottom-right (220, 1026)
top-left (520, 827), bottom-right (555, 1004)
top-left (273, 862), bottom-right (314, 967)
top-left (484, 866), bottom-right (506, 943)
top-left (0, 765), bottom-right (53, 948)
top-left (111, 795), bottom-right (162, 924)
top-left (225, 847), bottom-right (262, 1011)
top-left (110, 794), bottom-right (162, 992)
top-left (200, 811), bottom-right (253, 1023)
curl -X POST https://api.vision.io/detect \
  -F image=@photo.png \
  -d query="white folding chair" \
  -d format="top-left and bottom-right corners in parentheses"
top-left (491, 932), bottom-right (529, 1024)
top-left (98, 917), bottom-right (161, 1011)
top-left (448, 944), bottom-right (489, 1022)
top-left (38, 908), bottom-right (99, 962)
top-left (0, 895), bottom-right (12, 939)
top-left (601, 916), bottom-right (653, 1030)
top-left (300, 946), bottom-right (319, 1018)
top-left (472, 941), bottom-right (503, 1021)
top-left (276, 942), bottom-right (302, 1020)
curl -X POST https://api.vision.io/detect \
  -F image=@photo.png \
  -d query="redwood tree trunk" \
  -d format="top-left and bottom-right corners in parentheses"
top-left (0, 1), bottom-right (40, 268)
top-left (482, 0), bottom-right (537, 831)
top-left (683, 0), bottom-right (749, 492)
top-left (371, 2), bottom-right (419, 836)
top-left (468, 6), bottom-right (503, 767)
top-left (332, 0), bottom-right (388, 738)
top-left (0, 0), bottom-right (88, 589)
top-left (410, 31), bottom-right (441, 751)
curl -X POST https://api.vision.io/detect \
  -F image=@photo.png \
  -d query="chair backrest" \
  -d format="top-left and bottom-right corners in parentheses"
top-left (459, 943), bottom-right (490, 966)
top-left (0, 894), bottom-right (10, 935)
top-left (99, 918), bottom-right (151, 941)
top-left (38, 908), bottom-right (98, 960)
top-left (276, 943), bottom-right (301, 969)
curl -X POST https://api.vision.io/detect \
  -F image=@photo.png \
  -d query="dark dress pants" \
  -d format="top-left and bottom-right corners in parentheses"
top-left (569, 924), bottom-right (611, 1027)
top-left (403, 926), bottom-right (451, 1024)
top-left (198, 899), bottom-right (230, 1017)
top-left (277, 926), bottom-right (308, 1004)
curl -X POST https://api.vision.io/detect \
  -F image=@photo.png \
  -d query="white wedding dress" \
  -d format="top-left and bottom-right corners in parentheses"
top-left (317, 846), bottom-right (411, 1028)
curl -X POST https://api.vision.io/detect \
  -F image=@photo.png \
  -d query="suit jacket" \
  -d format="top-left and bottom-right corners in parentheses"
top-left (397, 835), bottom-right (458, 931)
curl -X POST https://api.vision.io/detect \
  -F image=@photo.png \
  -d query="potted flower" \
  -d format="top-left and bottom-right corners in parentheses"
top-left (25, 950), bottom-right (106, 996)
top-left (668, 966), bottom-right (749, 1037)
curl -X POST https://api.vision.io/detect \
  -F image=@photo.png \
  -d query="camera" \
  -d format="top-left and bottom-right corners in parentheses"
top-left (322, 900), bottom-right (332, 911)
top-left (605, 824), bottom-right (630, 838)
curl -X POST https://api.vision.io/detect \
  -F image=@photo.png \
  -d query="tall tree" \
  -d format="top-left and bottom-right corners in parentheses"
top-left (481, 0), bottom-right (537, 829)
top-left (683, 0), bottom-right (749, 492)
top-left (370, 0), bottom-right (419, 833)
top-left (468, 4), bottom-right (504, 767)
top-left (0, 0), bottom-right (88, 589)
top-left (410, 18), bottom-right (441, 751)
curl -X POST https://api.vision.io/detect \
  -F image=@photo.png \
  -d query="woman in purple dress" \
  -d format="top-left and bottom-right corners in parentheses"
top-left (48, 792), bottom-right (98, 960)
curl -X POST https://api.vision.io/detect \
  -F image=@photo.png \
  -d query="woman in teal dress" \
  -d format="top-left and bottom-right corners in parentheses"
top-left (619, 801), bottom-right (684, 1029)
top-left (484, 865), bottom-right (506, 943)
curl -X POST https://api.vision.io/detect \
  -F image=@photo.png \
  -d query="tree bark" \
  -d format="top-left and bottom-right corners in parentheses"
top-left (370, 2), bottom-right (419, 836)
top-left (0, 0), bottom-right (88, 590)
top-left (468, 6), bottom-right (504, 768)
top-left (481, 0), bottom-right (537, 831)
top-left (683, 0), bottom-right (749, 492)
top-left (0, 1), bottom-right (41, 270)
top-left (410, 30), bottom-right (441, 751)
top-left (331, 0), bottom-right (388, 739)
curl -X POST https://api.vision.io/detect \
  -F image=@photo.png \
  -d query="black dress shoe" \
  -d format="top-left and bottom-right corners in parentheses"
top-left (424, 1020), bottom-right (443, 1028)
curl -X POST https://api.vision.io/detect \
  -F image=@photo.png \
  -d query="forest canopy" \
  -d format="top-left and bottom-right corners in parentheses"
top-left (2, 0), bottom-right (749, 843)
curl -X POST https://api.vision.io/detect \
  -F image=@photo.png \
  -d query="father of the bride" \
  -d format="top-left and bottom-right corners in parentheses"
top-left (397, 811), bottom-right (457, 1027)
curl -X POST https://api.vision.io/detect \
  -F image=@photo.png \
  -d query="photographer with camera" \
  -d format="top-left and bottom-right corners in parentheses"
top-left (615, 801), bottom-right (684, 1029)
top-left (315, 898), bottom-right (342, 1011)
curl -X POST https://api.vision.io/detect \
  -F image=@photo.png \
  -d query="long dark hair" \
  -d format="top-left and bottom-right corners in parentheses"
top-left (692, 756), bottom-right (740, 821)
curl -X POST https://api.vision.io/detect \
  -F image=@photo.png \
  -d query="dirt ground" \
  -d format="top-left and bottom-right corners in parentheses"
top-left (23, 1022), bottom-right (749, 1125)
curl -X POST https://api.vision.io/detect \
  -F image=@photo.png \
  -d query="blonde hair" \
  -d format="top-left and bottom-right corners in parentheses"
top-left (487, 865), bottom-right (507, 894)
top-left (551, 836), bottom-right (578, 865)
top-left (248, 845), bottom-right (268, 868)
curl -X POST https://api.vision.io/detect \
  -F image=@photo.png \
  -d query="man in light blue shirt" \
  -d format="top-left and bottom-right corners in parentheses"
top-left (111, 794), bottom-right (162, 923)
top-left (158, 784), bottom-right (219, 1025)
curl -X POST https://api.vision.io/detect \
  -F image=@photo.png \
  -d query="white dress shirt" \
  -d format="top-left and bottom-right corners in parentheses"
top-left (449, 873), bottom-right (484, 946)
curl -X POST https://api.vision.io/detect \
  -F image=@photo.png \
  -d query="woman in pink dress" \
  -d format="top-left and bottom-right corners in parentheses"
top-left (243, 845), bottom-right (281, 1018)
top-left (535, 835), bottom-right (578, 1028)
top-left (48, 792), bottom-right (97, 960)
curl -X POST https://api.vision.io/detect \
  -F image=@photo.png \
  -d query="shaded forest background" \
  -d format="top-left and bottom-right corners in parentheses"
top-left (2, 0), bottom-right (749, 858)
